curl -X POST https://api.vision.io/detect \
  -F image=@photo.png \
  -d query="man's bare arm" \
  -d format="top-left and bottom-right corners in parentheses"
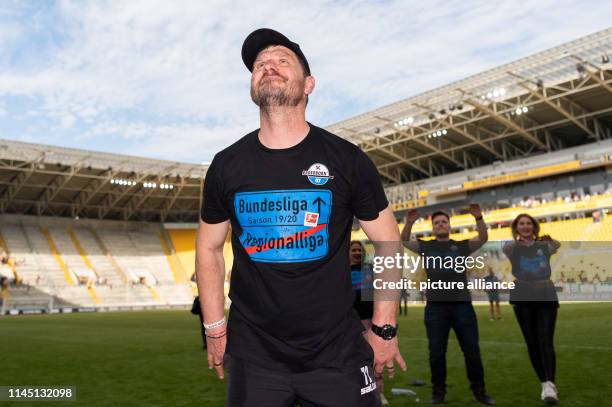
top-left (540, 234), bottom-right (561, 254)
top-left (360, 206), bottom-right (407, 379)
top-left (468, 203), bottom-right (488, 253)
top-left (196, 218), bottom-right (230, 379)
top-left (360, 206), bottom-right (402, 326)
top-left (196, 218), bottom-right (230, 324)
top-left (400, 209), bottom-right (420, 253)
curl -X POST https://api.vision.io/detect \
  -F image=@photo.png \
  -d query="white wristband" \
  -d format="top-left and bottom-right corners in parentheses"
top-left (203, 317), bottom-right (226, 330)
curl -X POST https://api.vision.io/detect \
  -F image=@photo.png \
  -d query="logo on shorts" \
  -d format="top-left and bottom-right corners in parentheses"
top-left (302, 163), bottom-right (334, 186)
top-left (360, 365), bottom-right (376, 395)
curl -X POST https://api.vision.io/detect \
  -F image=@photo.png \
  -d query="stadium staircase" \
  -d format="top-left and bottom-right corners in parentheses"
top-left (167, 229), bottom-right (197, 280)
top-left (158, 228), bottom-right (187, 283)
top-left (0, 231), bottom-right (18, 280)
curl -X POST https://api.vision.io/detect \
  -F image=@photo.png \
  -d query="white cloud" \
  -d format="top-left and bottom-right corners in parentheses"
top-left (60, 114), bottom-right (76, 129)
top-left (0, 0), bottom-right (610, 161)
top-left (0, 22), bottom-right (21, 47)
top-left (125, 122), bottom-right (253, 163)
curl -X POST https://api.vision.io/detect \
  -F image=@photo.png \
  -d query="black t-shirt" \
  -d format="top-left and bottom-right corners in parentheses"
top-left (201, 124), bottom-right (388, 371)
top-left (508, 242), bottom-right (558, 304)
top-left (351, 264), bottom-right (374, 320)
top-left (418, 239), bottom-right (472, 302)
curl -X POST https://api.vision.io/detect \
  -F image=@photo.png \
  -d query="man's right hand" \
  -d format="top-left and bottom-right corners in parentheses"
top-left (206, 329), bottom-right (227, 380)
top-left (365, 330), bottom-right (407, 381)
top-left (405, 209), bottom-right (419, 225)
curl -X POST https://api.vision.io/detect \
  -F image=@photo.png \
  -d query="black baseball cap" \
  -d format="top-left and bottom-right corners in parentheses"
top-left (241, 28), bottom-right (311, 75)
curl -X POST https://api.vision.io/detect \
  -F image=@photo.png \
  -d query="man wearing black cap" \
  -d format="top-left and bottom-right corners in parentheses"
top-left (196, 28), bottom-right (406, 406)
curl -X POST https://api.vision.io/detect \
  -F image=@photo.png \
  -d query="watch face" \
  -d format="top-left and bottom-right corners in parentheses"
top-left (380, 324), bottom-right (396, 340)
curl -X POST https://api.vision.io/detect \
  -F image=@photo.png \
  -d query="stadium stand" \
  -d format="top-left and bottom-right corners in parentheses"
top-left (70, 225), bottom-right (128, 286)
top-left (385, 140), bottom-right (612, 214)
top-left (0, 214), bottom-right (194, 312)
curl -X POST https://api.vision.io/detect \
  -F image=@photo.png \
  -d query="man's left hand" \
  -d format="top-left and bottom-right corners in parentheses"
top-left (365, 330), bottom-right (407, 380)
top-left (469, 203), bottom-right (483, 219)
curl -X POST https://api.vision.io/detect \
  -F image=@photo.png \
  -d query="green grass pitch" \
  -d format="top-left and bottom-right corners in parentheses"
top-left (1, 303), bottom-right (610, 406)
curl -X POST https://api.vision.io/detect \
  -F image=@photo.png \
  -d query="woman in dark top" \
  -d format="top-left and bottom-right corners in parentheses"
top-left (349, 240), bottom-right (374, 330)
top-left (503, 214), bottom-right (561, 405)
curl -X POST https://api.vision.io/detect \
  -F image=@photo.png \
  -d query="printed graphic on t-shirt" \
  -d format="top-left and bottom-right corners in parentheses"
top-left (351, 267), bottom-right (373, 291)
top-left (519, 255), bottom-right (548, 278)
top-left (234, 189), bottom-right (332, 263)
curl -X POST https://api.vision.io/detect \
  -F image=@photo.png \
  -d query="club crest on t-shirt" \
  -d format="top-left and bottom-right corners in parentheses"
top-left (234, 189), bottom-right (332, 263)
top-left (301, 163), bottom-right (334, 185)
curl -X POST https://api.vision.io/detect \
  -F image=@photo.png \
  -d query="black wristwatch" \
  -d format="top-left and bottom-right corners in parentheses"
top-left (371, 323), bottom-right (398, 340)
top-left (475, 215), bottom-right (483, 221)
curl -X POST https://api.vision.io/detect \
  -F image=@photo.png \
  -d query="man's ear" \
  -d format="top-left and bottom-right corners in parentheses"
top-left (304, 75), bottom-right (315, 95)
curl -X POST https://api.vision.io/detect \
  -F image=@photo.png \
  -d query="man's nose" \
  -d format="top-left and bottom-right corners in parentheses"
top-left (262, 60), bottom-right (280, 74)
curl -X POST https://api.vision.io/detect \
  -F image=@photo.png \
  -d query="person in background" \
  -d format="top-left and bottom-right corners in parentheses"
top-left (484, 269), bottom-right (502, 321)
top-left (190, 273), bottom-right (207, 350)
top-left (399, 287), bottom-right (409, 316)
top-left (0, 276), bottom-right (10, 311)
top-left (503, 213), bottom-right (561, 405)
top-left (191, 295), bottom-right (207, 350)
top-left (402, 205), bottom-right (494, 405)
top-left (350, 240), bottom-right (373, 331)
top-left (592, 210), bottom-right (602, 223)
top-left (349, 240), bottom-right (389, 406)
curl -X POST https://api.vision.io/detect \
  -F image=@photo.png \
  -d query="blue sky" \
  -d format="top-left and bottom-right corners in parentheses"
top-left (0, 0), bottom-right (610, 163)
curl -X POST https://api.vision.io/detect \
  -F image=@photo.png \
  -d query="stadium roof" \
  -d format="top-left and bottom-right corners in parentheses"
top-left (1, 28), bottom-right (611, 222)
top-left (0, 138), bottom-right (206, 222)
top-left (328, 28), bottom-right (612, 184)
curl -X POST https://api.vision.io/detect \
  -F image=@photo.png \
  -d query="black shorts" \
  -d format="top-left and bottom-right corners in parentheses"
top-left (227, 356), bottom-right (380, 407)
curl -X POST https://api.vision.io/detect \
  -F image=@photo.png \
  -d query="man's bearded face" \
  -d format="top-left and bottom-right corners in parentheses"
top-left (250, 46), bottom-right (307, 108)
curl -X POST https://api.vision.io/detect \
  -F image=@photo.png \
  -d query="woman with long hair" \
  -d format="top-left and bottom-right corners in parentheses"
top-left (503, 214), bottom-right (561, 404)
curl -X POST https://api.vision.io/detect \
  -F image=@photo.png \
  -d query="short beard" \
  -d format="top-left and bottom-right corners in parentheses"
top-left (251, 77), bottom-right (305, 111)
